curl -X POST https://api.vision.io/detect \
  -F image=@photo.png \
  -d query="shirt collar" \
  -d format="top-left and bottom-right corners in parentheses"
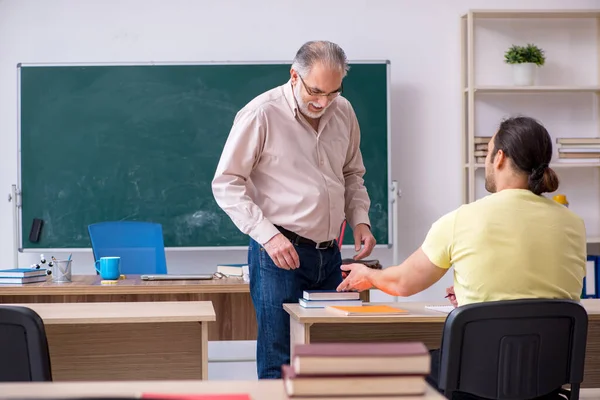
top-left (282, 79), bottom-right (299, 118)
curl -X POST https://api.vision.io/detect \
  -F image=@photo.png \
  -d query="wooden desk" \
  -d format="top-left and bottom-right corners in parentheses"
top-left (0, 275), bottom-right (370, 341)
top-left (0, 275), bottom-right (253, 341)
top-left (0, 379), bottom-right (446, 400)
top-left (15, 301), bottom-right (215, 381)
top-left (284, 300), bottom-right (600, 388)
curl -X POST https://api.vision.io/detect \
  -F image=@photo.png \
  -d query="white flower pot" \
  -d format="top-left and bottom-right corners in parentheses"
top-left (512, 63), bottom-right (537, 86)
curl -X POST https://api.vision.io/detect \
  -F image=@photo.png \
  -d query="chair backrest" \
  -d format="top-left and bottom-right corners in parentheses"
top-left (88, 221), bottom-right (168, 274)
top-left (438, 299), bottom-right (587, 400)
top-left (0, 306), bottom-right (52, 381)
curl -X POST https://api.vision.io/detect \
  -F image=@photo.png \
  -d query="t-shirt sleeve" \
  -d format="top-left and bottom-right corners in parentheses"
top-left (421, 210), bottom-right (458, 269)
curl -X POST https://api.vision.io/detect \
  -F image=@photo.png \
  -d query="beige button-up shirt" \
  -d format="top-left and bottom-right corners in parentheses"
top-left (212, 80), bottom-right (371, 245)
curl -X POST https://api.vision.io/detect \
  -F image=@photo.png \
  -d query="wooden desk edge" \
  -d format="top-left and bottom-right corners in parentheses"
top-left (0, 285), bottom-right (250, 296)
top-left (0, 380), bottom-right (447, 399)
top-left (283, 303), bottom-right (448, 323)
top-left (8, 301), bottom-right (217, 325)
top-left (41, 315), bottom-right (217, 325)
top-left (0, 276), bottom-right (250, 295)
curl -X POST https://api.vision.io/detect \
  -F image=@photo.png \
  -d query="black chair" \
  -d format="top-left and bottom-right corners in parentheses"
top-left (0, 305), bottom-right (52, 381)
top-left (438, 299), bottom-right (588, 400)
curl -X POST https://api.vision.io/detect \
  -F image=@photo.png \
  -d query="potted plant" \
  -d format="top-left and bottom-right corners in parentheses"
top-left (504, 43), bottom-right (545, 86)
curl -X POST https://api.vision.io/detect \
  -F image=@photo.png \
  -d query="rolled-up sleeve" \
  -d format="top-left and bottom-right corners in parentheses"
top-left (343, 103), bottom-right (371, 229)
top-left (212, 107), bottom-right (280, 245)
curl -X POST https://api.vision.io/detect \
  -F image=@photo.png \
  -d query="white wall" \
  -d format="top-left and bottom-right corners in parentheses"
top-left (1, 0), bottom-right (599, 297)
top-left (1, 0), bottom-right (599, 379)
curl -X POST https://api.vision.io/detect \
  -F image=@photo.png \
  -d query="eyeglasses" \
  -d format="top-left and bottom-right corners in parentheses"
top-left (298, 74), bottom-right (343, 99)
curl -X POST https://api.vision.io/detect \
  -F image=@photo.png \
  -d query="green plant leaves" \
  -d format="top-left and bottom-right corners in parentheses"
top-left (504, 43), bottom-right (546, 66)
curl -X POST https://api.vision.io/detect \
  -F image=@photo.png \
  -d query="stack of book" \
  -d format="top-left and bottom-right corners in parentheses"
top-left (556, 137), bottom-right (600, 162)
top-left (282, 342), bottom-right (431, 399)
top-left (299, 290), bottom-right (362, 308)
top-left (473, 136), bottom-right (491, 164)
top-left (0, 268), bottom-right (47, 284)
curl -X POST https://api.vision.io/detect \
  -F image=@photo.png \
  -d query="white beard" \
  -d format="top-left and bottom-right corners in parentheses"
top-left (293, 82), bottom-right (331, 119)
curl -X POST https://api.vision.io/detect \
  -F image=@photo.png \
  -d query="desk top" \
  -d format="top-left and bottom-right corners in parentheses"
top-left (284, 301), bottom-right (449, 323)
top-left (0, 275), bottom-right (248, 296)
top-left (284, 299), bottom-right (600, 323)
top-left (0, 379), bottom-right (446, 399)
top-left (3, 301), bottom-right (216, 325)
top-left (0, 380), bottom-right (597, 399)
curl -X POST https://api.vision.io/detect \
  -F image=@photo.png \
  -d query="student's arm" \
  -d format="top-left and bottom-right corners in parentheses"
top-left (337, 210), bottom-right (457, 296)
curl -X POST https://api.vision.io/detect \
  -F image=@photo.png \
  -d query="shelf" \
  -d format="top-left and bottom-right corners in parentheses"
top-left (465, 86), bottom-right (600, 94)
top-left (470, 162), bottom-right (600, 169)
top-left (462, 7), bottom-right (600, 235)
top-left (462, 10), bottom-right (600, 19)
top-left (588, 237), bottom-right (600, 244)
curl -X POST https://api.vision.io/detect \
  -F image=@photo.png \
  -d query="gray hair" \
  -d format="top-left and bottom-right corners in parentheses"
top-left (291, 40), bottom-right (350, 77)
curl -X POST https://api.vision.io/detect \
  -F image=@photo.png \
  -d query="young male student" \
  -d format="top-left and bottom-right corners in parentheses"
top-left (338, 116), bottom-right (586, 398)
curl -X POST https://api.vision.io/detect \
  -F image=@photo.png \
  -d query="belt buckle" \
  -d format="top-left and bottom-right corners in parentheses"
top-left (315, 241), bottom-right (330, 250)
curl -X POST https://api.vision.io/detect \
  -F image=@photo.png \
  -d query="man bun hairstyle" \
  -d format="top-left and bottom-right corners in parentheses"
top-left (492, 116), bottom-right (559, 195)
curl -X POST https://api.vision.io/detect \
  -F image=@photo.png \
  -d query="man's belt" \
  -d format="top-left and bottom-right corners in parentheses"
top-left (274, 225), bottom-right (335, 250)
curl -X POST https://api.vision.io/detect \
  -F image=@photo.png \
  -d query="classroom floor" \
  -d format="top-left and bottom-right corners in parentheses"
top-left (208, 340), bottom-right (257, 380)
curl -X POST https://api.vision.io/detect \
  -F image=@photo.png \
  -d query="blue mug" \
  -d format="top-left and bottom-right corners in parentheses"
top-left (95, 257), bottom-right (121, 280)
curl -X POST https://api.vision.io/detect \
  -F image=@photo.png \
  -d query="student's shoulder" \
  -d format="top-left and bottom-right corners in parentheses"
top-left (547, 197), bottom-right (585, 227)
top-left (449, 195), bottom-right (496, 220)
top-left (458, 192), bottom-right (511, 211)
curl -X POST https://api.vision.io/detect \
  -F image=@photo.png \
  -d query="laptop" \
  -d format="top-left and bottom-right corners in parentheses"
top-left (140, 274), bottom-right (214, 281)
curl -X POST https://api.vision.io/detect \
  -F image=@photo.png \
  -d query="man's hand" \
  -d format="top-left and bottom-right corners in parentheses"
top-left (446, 286), bottom-right (458, 308)
top-left (336, 263), bottom-right (373, 292)
top-left (353, 223), bottom-right (376, 260)
top-left (263, 233), bottom-right (300, 270)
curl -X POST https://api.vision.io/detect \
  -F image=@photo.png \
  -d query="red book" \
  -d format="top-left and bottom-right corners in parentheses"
top-left (282, 364), bottom-right (427, 397)
top-left (294, 342), bottom-right (428, 357)
top-left (292, 342), bottom-right (430, 375)
top-left (142, 394), bottom-right (251, 400)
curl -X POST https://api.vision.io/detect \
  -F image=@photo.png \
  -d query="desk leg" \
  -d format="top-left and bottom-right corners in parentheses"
top-left (201, 322), bottom-right (208, 380)
top-left (289, 318), bottom-right (311, 358)
top-left (583, 317), bottom-right (600, 387)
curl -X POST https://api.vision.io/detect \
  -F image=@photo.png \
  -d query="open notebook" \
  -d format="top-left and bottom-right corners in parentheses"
top-left (425, 305), bottom-right (454, 314)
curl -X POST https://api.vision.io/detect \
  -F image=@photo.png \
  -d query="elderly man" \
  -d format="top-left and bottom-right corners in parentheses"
top-left (212, 40), bottom-right (375, 379)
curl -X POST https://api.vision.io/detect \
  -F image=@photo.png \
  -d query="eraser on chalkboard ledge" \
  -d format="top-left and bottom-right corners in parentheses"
top-left (29, 218), bottom-right (44, 243)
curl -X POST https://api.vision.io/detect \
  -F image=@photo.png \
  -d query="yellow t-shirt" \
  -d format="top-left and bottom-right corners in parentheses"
top-left (421, 189), bottom-right (586, 306)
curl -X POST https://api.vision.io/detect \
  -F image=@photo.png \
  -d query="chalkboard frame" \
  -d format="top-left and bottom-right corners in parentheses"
top-left (15, 60), bottom-right (392, 252)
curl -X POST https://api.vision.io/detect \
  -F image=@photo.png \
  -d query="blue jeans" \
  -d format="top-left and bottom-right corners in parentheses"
top-left (248, 238), bottom-right (342, 379)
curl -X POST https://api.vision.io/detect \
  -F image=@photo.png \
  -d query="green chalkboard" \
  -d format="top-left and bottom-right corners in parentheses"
top-left (18, 62), bottom-right (390, 249)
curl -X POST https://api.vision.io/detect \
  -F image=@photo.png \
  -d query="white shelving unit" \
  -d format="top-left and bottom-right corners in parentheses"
top-left (461, 9), bottom-right (600, 243)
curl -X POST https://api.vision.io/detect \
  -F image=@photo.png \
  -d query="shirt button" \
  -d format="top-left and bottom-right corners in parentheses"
top-left (320, 160), bottom-right (324, 166)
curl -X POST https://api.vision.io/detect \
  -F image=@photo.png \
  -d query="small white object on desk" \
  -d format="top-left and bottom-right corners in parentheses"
top-left (425, 305), bottom-right (454, 314)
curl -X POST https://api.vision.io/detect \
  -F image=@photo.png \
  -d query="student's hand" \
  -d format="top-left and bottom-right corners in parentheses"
top-left (337, 263), bottom-right (373, 292)
top-left (353, 223), bottom-right (376, 260)
top-left (263, 233), bottom-right (300, 270)
top-left (446, 286), bottom-right (458, 308)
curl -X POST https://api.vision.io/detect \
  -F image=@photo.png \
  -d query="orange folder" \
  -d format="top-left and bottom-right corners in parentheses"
top-left (326, 304), bottom-right (409, 316)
